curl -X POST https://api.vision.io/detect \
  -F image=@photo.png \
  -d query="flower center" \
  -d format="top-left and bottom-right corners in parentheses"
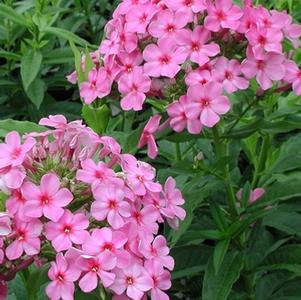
top-left (200, 98), bottom-right (210, 107)
top-left (166, 24), bottom-right (175, 33)
top-left (95, 170), bottom-right (104, 179)
top-left (184, 0), bottom-right (192, 7)
top-left (258, 35), bottom-right (267, 45)
top-left (64, 226), bottom-right (72, 234)
top-left (11, 147), bottom-right (22, 159)
top-left (257, 60), bottom-right (265, 70)
top-left (17, 230), bottom-right (26, 241)
top-left (191, 42), bottom-right (200, 52)
top-left (103, 243), bottom-right (113, 251)
top-left (159, 54), bottom-right (170, 65)
top-left (216, 10), bottom-right (226, 21)
top-left (109, 199), bottom-right (117, 209)
top-left (126, 276), bottom-right (134, 285)
top-left (40, 194), bottom-right (50, 205)
top-left (56, 273), bottom-right (65, 282)
top-left (225, 70), bottom-right (233, 80)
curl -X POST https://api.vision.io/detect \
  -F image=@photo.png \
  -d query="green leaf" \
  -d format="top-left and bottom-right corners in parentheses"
top-left (0, 50), bottom-right (21, 60)
top-left (69, 41), bottom-right (85, 83)
top-left (263, 211), bottom-right (301, 237)
top-left (82, 104), bottom-right (111, 135)
top-left (44, 27), bottom-right (92, 47)
top-left (171, 245), bottom-right (212, 279)
top-left (213, 239), bottom-right (230, 274)
top-left (8, 274), bottom-right (28, 300)
top-left (209, 200), bottom-right (227, 231)
top-left (26, 264), bottom-right (49, 299)
top-left (21, 49), bottom-right (42, 91)
top-left (0, 119), bottom-right (46, 137)
top-left (203, 251), bottom-right (244, 300)
top-left (26, 78), bottom-right (46, 109)
top-left (0, 3), bottom-right (27, 26)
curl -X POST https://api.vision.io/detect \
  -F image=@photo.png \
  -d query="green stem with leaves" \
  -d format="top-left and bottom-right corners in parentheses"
top-left (212, 126), bottom-right (238, 219)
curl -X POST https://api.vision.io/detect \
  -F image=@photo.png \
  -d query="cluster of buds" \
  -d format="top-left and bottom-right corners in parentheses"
top-left (0, 115), bottom-right (185, 300)
top-left (67, 0), bottom-right (301, 159)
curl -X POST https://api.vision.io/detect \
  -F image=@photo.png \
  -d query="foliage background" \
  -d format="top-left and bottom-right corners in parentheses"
top-left (1, 0), bottom-right (301, 300)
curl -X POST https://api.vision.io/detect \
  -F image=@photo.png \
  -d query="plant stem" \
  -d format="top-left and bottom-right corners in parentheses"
top-left (175, 143), bottom-right (182, 161)
top-left (212, 126), bottom-right (238, 219)
top-left (252, 134), bottom-right (270, 188)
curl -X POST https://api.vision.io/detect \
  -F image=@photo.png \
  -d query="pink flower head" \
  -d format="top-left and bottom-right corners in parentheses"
top-left (122, 155), bottom-right (162, 196)
top-left (241, 48), bottom-right (285, 90)
top-left (246, 27), bottom-right (283, 54)
top-left (176, 26), bottom-right (220, 66)
top-left (111, 264), bottom-right (152, 300)
top-left (91, 183), bottom-right (131, 229)
top-left (212, 57), bottom-right (249, 93)
top-left (140, 235), bottom-right (174, 270)
top-left (118, 67), bottom-right (151, 111)
top-left (76, 159), bottom-right (122, 187)
top-left (45, 210), bottom-right (89, 252)
top-left (6, 189), bottom-right (29, 221)
top-left (161, 177), bottom-right (186, 226)
top-left (283, 14), bottom-right (301, 48)
top-left (143, 38), bottom-right (187, 78)
top-left (22, 173), bottom-right (73, 222)
top-left (138, 115), bottom-right (161, 159)
top-left (205, 0), bottom-right (243, 32)
top-left (46, 253), bottom-right (80, 300)
top-left (186, 82), bottom-right (231, 127)
top-left (145, 260), bottom-right (172, 300)
top-left (5, 219), bottom-right (42, 260)
top-left (77, 252), bottom-right (117, 292)
top-left (0, 131), bottom-right (35, 169)
top-left (236, 188), bottom-right (265, 204)
top-left (167, 95), bottom-right (202, 134)
top-left (83, 227), bottom-right (131, 268)
top-left (125, 3), bottom-right (158, 34)
top-left (148, 9), bottom-right (189, 40)
top-left (284, 60), bottom-right (301, 95)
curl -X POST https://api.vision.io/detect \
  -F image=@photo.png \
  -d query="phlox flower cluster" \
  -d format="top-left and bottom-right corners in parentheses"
top-left (0, 115), bottom-right (185, 300)
top-left (68, 0), bottom-right (301, 159)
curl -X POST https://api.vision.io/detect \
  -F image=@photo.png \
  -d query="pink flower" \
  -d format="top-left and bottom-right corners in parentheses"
top-left (148, 9), bottom-right (189, 40)
top-left (185, 68), bottom-right (212, 86)
top-left (122, 155), bottom-right (162, 196)
top-left (111, 264), bottom-right (152, 300)
top-left (236, 188), bottom-right (265, 204)
top-left (0, 166), bottom-right (26, 189)
top-left (118, 67), bottom-right (151, 111)
top-left (246, 27), bottom-right (283, 54)
top-left (76, 159), bottom-right (122, 186)
top-left (284, 60), bottom-right (301, 95)
top-left (186, 82), bottom-right (231, 127)
top-left (80, 69), bottom-right (102, 104)
top-left (205, 0), bottom-right (243, 32)
top-left (143, 38), bottom-right (187, 78)
top-left (45, 210), bottom-right (89, 252)
top-left (117, 50), bottom-right (143, 75)
top-left (5, 219), bottom-right (42, 260)
top-left (212, 57), bottom-right (249, 93)
top-left (77, 252), bottom-right (117, 292)
top-left (39, 114), bottom-right (68, 129)
top-left (161, 177), bottom-right (186, 226)
top-left (125, 3), bottom-right (158, 34)
top-left (176, 26), bottom-right (220, 66)
top-left (140, 235), bottom-right (174, 270)
top-left (167, 95), bottom-right (202, 134)
top-left (163, 0), bottom-right (207, 20)
top-left (83, 227), bottom-right (131, 268)
top-left (6, 189), bottom-right (28, 221)
top-left (22, 173), bottom-right (73, 222)
top-left (46, 253), bottom-right (80, 300)
top-left (241, 48), bottom-right (285, 90)
top-left (138, 115), bottom-right (161, 159)
top-left (145, 260), bottom-right (172, 300)
top-left (0, 131), bottom-right (35, 169)
top-left (0, 212), bottom-right (11, 236)
top-left (91, 183), bottom-right (131, 229)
